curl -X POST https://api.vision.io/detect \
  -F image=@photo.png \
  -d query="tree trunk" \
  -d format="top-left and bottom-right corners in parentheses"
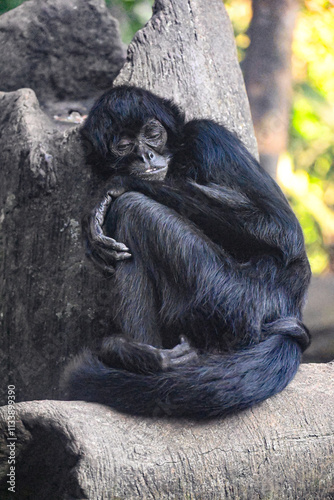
top-left (0, 363), bottom-right (333, 499)
top-left (242, 0), bottom-right (300, 177)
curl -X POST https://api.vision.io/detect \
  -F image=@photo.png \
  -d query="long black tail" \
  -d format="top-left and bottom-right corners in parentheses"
top-left (63, 318), bottom-right (310, 419)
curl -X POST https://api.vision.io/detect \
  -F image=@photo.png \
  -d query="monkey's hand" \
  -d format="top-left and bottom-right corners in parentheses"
top-left (84, 189), bottom-right (132, 274)
top-left (98, 336), bottom-right (198, 375)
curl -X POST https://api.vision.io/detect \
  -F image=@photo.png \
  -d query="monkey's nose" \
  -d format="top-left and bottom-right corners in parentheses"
top-left (139, 150), bottom-right (155, 164)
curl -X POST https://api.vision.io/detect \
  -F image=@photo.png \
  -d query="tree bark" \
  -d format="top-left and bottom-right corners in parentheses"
top-left (0, 363), bottom-right (333, 499)
top-left (242, 0), bottom-right (300, 177)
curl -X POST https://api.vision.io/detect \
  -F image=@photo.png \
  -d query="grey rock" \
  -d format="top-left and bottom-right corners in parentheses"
top-left (0, 0), bottom-right (126, 103)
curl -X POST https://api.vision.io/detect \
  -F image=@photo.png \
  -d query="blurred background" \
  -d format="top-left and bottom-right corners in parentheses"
top-left (1, 0), bottom-right (333, 360)
top-left (226, 0), bottom-right (334, 277)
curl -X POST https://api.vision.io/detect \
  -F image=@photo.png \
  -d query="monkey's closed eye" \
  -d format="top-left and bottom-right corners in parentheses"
top-left (147, 132), bottom-right (161, 140)
top-left (144, 123), bottom-right (167, 149)
top-left (114, 139), bottom-right (134, 155)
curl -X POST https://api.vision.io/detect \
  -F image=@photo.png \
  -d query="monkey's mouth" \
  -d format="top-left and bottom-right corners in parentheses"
top-left (145, 165), bottom-right (168, 174)
top-left (137, 165), bottom-right (168, 180)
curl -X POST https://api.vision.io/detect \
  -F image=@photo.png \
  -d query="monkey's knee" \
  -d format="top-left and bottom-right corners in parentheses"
top-left (113, 191), bottom-right (150, 211)
top-left (108, 192), bottom-right (150, 222)
top-left (106, 192), bottom-right (156, 238)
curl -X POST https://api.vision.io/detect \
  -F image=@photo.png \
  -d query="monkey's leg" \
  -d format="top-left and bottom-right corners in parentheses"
top-left (105, 191), bottom-right (254, 352)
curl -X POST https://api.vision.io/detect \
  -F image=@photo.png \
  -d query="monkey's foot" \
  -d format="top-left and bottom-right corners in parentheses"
top-left (97, 336), bottom-right (198, 375)
top-left (159, 337), bottom-right (198, 369)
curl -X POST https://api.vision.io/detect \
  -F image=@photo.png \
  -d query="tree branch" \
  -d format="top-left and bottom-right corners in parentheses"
top-left (0, 363), bottom-right (333, 499)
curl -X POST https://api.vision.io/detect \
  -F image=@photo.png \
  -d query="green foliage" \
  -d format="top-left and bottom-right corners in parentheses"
top-left (0, 0), bottom-right (26, 15)
top-left (224, 0), bottom-right (251, 61)
top-left (288, 2), bottom-right (334, 272)
top-left (106, 0), bottom-right (153, 44)
top-left (289, 184), bottom-right (331, 274)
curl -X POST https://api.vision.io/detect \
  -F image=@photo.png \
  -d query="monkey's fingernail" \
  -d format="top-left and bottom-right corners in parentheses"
top-left (116, 252), bottom-right (132, 261)
top-left (117, 243), bottom-right (129, 251)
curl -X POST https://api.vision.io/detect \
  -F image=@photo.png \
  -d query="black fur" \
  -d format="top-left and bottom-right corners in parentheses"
top-left (64, 86), bottom-right (311, 419)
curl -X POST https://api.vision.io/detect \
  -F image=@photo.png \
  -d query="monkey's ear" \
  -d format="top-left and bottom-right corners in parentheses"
top-left (150, 98), bottom-right (185, 148)
top-left (80, 108), bottom-right (113, 159)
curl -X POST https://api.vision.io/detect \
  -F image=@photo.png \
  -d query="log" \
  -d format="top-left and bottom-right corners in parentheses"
top-left (0, 363), bottom-right (333, 499)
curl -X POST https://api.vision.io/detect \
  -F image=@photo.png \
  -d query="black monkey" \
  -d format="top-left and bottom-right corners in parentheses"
top-left (64, 85), bottom-right (311, 419)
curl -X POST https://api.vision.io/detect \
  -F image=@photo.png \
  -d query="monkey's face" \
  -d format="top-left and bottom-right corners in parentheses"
top-left (110, 119), bottom-right (171, 181)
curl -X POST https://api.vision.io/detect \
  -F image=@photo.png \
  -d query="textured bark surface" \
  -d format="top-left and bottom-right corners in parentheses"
top-left (0, 88), bottom-right (115, 405)
top-left (0, 0), bottom-right (258, 405)
top-left (0, 363), bottom-right (333, 499)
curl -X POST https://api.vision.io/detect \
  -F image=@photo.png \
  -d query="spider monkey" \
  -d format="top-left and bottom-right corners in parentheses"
top-left (63, 85), bottom-right (311, 419)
